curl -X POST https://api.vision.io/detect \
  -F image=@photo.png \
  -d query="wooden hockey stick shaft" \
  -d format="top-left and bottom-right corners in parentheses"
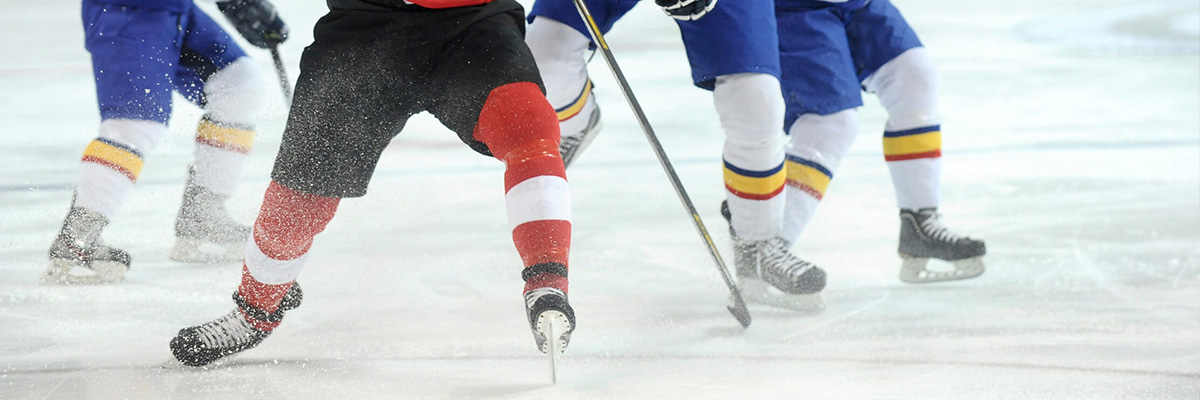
top-left (569, 0), bottom-right (752, 328)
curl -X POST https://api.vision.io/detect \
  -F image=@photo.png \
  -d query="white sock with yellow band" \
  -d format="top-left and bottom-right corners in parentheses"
top-left (191, 57), bottom-right (264, 196)
top-left (75, 119), bottom-right (166, 218)
top-left (863, 47), bottom-right (943, 209)
top-left (779, 109), bottom-right (858, 244)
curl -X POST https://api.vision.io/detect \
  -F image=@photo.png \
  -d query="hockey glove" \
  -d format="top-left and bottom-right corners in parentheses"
top-left (217, 0), bottom-right (288, 49)
top-left (655, 0), bottom-right (718, 21)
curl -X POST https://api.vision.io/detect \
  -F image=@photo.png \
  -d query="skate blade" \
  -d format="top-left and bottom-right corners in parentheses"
top-left (898, 254), bottom-right (986, 284)
top-left (40, 259), bottom-right (126, 285)
top-left (536, 310), bottom-right (571, 384)
top-left (738, 279), bottom-right (826, 313)
top-left (170, 238), bottom-right (243, 264)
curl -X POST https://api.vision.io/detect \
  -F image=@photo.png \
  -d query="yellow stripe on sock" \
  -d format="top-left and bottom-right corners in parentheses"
top-left (883, 131), bottom-right (941, 160)
top-left (555, 80), bottom-right (592, 122)
top-left (724, 164), bottom-right (786, 200)
top-left (785, 160), bottom-right (831, 198)
top-left (196, 120), bottom-right (255, 153)
top-left (82, 139), bottom-right (143, 180)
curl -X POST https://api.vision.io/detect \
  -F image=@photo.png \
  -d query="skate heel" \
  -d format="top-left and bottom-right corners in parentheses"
top-left (738, 278), bottom-right (826, 313)
top-left (898, 252), bottom-right (985, 284)
top-left (41, 258), bottom-right (127, 285)
top-left (170, 237), bottom-right (242, 264)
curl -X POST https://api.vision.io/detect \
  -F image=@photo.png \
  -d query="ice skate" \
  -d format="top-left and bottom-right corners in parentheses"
top-left (170, 283), bottom-right (303, 367)
top-left (721, 201), bottom-right (826, 312)
top-left (42, 207), bottom-right (130, 285)
top-left (559, 105), bottom-right (602, 168)
top-left (525, 287), bottom-right (575, 354)
top-left (524, 287), bottom-right (574, 383)
top-left (733, 237), bottom-right (827, 312)
top-left (170, 166), bottom-right (250, 263)
top-left (897, 208), bottom-right (986, 283)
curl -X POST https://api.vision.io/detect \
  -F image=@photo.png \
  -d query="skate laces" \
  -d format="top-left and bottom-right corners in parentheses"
top-left (195, 310), bottom-right (259, 348)
top-left (758, 238), bottom-right (815, 280)
top-left (919, 212), bottom-right (965, 242)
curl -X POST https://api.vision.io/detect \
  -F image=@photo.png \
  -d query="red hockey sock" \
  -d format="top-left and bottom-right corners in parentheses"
top-left (237, 181), bottom-right (340, 331)
top-left (474, 82), bottom-right (572, 294)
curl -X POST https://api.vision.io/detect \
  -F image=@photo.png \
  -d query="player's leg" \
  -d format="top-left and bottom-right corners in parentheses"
top-left (431, 3), bottom-right (574, 353)
top-left (526, 0), bottom-right (638, 166)
top-left (172, 7), bottom-right (417, 366)
top-left (169, 6), bottom-right (266, 263)
top-left (678, 0), bottom-right (824, 307)
top-left (852, 0), bottom-right (985, 282)
top-left (43, 3), bottom-right (183, 284)
top-left (774, 4), bottom-right (866, 253)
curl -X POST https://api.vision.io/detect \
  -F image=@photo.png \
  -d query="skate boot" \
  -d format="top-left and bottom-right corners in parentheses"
top-left (559, 104), bottom-right (602, 168)
top-left (525, 286), bottom-right (575, 383)
top-left (170, 283), bottom-right (303, 367)
top-left (525, 287), bottom-right (575, 355)
top-left (897, 208), bottom-right (986, 283)
top-left (42, 207), bottom-right (131, 285)
top-left (170, 166), bottom-right (250, 263)
top-left (722, 201), bottom-right (826, 311)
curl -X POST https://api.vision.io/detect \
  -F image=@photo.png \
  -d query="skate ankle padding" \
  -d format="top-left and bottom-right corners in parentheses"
top-left (523, 262), bottom-right (568, 294)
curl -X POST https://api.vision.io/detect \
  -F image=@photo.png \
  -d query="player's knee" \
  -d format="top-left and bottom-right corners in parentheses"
top-left (474, 82), bottom-right (560, 160)
top-left (254, 181), bottom-right (340, 260)
top-left (714, 73), bottom-right (786, 146)
top-left (204, 57), bottom-right (267, 126)
top-left (787, 109), bottom-right (859, 167)
top-left (871, 48), bottom-right (938, 114)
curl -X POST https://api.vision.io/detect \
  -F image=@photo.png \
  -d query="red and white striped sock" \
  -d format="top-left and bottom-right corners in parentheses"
top-left (474, 82), bottom-right (572, 294)
top-left (237, 181), bottom-right (340, 331)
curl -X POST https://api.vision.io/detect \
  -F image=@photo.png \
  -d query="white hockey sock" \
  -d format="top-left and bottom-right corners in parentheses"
top-left (779, 110), bottom-right (858, 244)
top-left (526, 17), bottom-right (596, 136)
top-left (193, 57), bottom-right (264, 196)
top-left (75, 119), bottom-right (166, 218)
top-left (714, 73), bottom-right (787, 240)
top-left (864, 48), bottom-right (943, 209)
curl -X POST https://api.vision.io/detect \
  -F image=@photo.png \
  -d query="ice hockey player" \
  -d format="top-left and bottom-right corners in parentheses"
top-left (525, 0), bottom-right (826, 310)
top-left (747, 0), bottom-right (987, 284)
top-left (42, 0), bottom-right (287, 284)
top-left (170, 0), bottom-right (577, 367)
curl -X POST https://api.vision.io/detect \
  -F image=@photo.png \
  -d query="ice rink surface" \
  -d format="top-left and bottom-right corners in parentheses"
top-left (1, 0), bottom-right (1198, 399)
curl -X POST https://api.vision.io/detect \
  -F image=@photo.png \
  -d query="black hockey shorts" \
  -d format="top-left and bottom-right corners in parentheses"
top-left (271, 0), bottom-right (544, 198)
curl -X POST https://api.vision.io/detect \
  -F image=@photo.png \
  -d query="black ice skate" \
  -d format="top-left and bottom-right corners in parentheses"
top-left (170, 165), bottom-right (250, 263)
top-left (170, 283), bottom-right (303, 367)
top-left (524, 285), bottom-right (575, 383)
top-left (43, 206), bottom-right (131, 285)
top-left (897, 208), bottom-right (986, 283)
top-left (721, 201), bottom-right (826, 312)
top-left (559, 104), bottom-right (602, 168)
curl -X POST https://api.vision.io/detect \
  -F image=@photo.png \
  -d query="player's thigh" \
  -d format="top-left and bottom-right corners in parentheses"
top-left (175, 5), bottom-right (249, 106)
top-left (428, 6), bottom-right (546, 156)
top-left (82, 1), bottom-right (183, 123)
top-left (528, 0), bottom-right (639, 37)
top-left (676, 0), bottom-right (780, 90)
top-left (776, 6), bottom-right (862, 129)
top-left (845, 0), bottom-right (924, 82)
top-left (270, 10), bottom-right (420, 198)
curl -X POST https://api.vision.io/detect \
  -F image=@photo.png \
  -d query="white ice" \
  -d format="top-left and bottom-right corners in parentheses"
top-left (1, 0), bottom-right (1198, 399)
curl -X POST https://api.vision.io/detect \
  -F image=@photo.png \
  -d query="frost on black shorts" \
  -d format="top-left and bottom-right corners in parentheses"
top-left (270, 0), bottom-right (545, 198)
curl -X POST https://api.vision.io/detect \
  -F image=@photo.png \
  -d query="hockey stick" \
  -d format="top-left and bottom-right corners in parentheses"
top-left (268, 42), bottom-right (292, 106)
top-left (569, 0), bottom-right (752, 329)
